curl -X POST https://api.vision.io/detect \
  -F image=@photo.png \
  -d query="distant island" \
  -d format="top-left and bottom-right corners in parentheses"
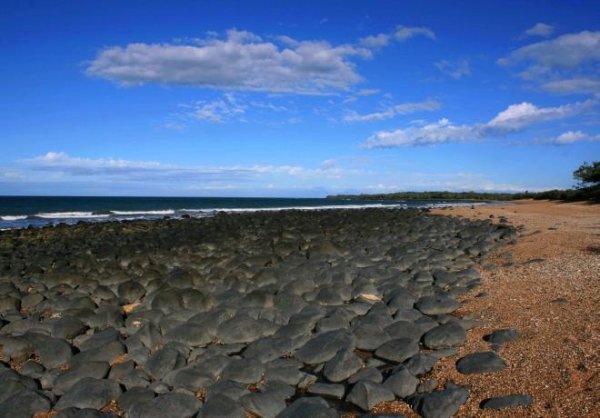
top-left (327, 191), bottom-right (535, 201)
top-left (327, 188), bottom-right (597, 202)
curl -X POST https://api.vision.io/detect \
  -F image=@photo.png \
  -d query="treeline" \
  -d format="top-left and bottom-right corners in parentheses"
top-left (327, 187), bottom-right (600, 202)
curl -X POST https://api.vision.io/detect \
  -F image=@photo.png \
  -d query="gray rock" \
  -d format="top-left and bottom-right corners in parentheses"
top-left (483, 329), bottom-right (520, 345)
top-left (307, 383), bottom-right (345, 399)
top-left (241, 392), bottom-right (287, 418)
top-left (295, 329), bottom-right (355, 365)
top-left (198, 393), bottom-right (245, 418)
top-left (456, 352), bottom-right (507, 374)
top-left (410, 387), bottom-right (469, 418)
top-left (422, 323), bottom-right (467, 349)
top-left (217, 315), bottom-right (277, 344)
top-left (53, 361), bottom-right (110, 394)
top-left (129, 392), bottom-right (202, 418)
top-left (480, 394), bottom-right (532, 410)
top-left (346, 381), bottom-right (395, 411)
top-left (374, 338), bottom-right (419, 363)
top-left (117, 387), bottom-right (155, 417)
top-left (145, 346), bottom-right (186, 380)
top-left (348, 367), bottom-right (383, 384)
top-left (414, 295), bottom-right (460, 315)
top-left (403, 354), bottom-right (438, 377)
top-left (0, 389), bottom-right (51, 418)
top-left (55, 377), bottom-right (121, 410)
top-left (277, 397), bottom-right (338, 418)
top-left (323, 348), bottom-right (362, 383)
top-left (383, 367), bottom-right (419, 398)
top-left (221, 358), bottom-right (265, 384)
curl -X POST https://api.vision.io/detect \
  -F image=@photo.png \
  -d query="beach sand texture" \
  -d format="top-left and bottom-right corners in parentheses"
top-left (424, 200), bottom-right (599, 417)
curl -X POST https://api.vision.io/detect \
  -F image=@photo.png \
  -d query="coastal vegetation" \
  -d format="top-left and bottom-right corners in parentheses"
top-left (328, 161), bottom-right (600, 203)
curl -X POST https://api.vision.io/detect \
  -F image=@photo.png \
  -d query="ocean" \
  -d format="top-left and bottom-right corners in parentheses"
top-left (0, 196), bottom-right (487, 230)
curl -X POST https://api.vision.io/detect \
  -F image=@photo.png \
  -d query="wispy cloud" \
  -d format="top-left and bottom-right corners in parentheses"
top-left (499, 31), bottom-right (600, 97)
top-left (362, 100), bottom-right (595, 148)
top-left (549, 130), bottom-right (600, 144)
top-left (344, 99), bottom-right (440, 122)
top-left (523, 22), bottom-right (555, 38)
top-left (20, 152), bottom-right (356, 182)
top-left (435, 59), bottom-right (471, 79)
top-left (394, 25), bottom-right (436, 42)
top-left (86, 29), bottom-right (372, 94)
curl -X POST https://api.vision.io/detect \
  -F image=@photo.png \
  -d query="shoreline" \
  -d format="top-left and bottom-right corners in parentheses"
top-left (427, 200), bottom-right (599, 417)
top-left (0, 202), bottom-right (596, 416)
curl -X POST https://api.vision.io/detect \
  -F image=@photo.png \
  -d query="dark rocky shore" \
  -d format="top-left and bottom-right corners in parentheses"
top-left (0, 208), bottom-right (517, 418)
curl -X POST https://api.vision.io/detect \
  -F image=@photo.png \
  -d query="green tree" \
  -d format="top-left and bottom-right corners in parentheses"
top-left (573, 161), bottom-right (600, 188)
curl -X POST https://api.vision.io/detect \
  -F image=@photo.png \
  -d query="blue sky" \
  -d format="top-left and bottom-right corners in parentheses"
top-left (1, 0), bottom-right (599, 197)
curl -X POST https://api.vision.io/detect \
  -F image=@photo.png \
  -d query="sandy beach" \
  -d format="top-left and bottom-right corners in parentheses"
top-left (422, 200), bottom-right (599, 417)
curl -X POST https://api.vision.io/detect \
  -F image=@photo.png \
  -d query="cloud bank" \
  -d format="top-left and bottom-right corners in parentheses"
top-left (363, 100), bottom-right (595, 148)
top-left (86, 29), bottom-right (372, 94)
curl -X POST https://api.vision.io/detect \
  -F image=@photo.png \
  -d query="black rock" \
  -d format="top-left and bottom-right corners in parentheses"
top-left (52, 361), bottom-right (111, 394)
top-left (383, 367), bottom-right (419, 398)
top-left (55, 377), bottom-right (121, 410)
top-left (145, 346), bottom-right (186, 380)
top-left (480, 394), bottom-right (532, 410)
top-left (422, 323), bottom-right (467, 349)
top-left (346, 381), bottom-right (396, 411)
top-left (220, 358), bottom-right (265, 384)
top-left (241, 392), bottom-right (286, 418)
top-left (278, 396), bottom-right (338, 418)
top-left (128, 392), bottom-right (203, 418)
top-left (414, 295), bottom-right (460, 315)
top-left (295, 329), bottom-right (355, 365)
top-left (456, 352), bottom-right (507, 374)
top-left (374, 338), bottom-right (419, 363)
top-left (323, 348), bottom-right (362, 383)
top-left (198, 393), bottom-right (245, 418)
top-left (410, 387), bottom-right (469, 418)
top-left (0, 389), bottom-right (51, 418)
top-left (307, 383), bottom-right (345, 399)
top-left (483, 329), bottom-right (520, 345)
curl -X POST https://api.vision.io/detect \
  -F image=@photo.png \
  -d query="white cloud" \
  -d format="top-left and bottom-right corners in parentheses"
top-left (435, 59), bottom-right (471, 79)
top-left (541, 77), bottom-right (600, 96)
top-left (20, 152), bottom-right (353, 181)
top-left (344, 99), bottom-right (440, 122)
top-left (359, 34), bottom-right (391, 48)
top-left (363, 118), bottom-right (476, 148)
top-left (394, 25), bottom-right (436, 42)
top-left (365, 172), bottom-right (545, 193)
top-left (187, 95), bottom-right (246, 123)
top-left (500, 31), bottom-right (600, 98)
top-left (363, 100), bottom-right (595, 148)
top-left (356, 88), bottom-right (381, 96)
top-left (551, 130), bottom-right (600, 144)
top-left (486, 100), bottom-right (594, 131)
top-left (523, 23), bottom-right (555, 38)
top-left (499, 31), bottom-right (600, 69)
top-left (86, 29), bottom-right (371, 94)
